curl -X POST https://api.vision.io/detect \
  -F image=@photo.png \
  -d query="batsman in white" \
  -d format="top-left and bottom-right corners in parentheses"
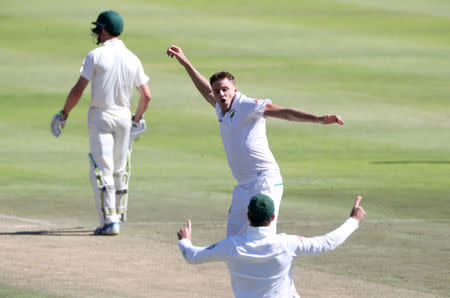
top-left (167, 45), bottom-right (344, 237)
top-left (51, 10), bottom-right (151, 235)
top-left (178, 195), bottom-right (366, 298)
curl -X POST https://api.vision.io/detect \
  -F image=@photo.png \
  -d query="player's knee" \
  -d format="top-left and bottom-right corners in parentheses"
top-left (114, 172), bottom-right (129, 190)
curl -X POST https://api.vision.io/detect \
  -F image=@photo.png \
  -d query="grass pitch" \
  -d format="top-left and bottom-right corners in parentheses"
top-left (0, 0), bottom-right (449, 296)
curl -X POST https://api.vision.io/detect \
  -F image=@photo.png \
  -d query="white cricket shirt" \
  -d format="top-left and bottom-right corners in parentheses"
top-left (178, 218), bottom-right (359, 298)
top-left (80, 39), bottom-right (149, 113)
top-left (216, 92), bottom-right (279, 185)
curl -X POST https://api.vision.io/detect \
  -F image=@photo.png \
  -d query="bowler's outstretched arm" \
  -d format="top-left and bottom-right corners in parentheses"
top-left (264, 103), bottom-right (344, 125)
top-left (166, 45), bottom-right (216, 107)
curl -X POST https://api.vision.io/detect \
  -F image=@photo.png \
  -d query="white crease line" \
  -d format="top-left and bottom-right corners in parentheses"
top-left (129, 221), bottom-right (225, 226)
top-left (0, 215), bottom-right (54, 226)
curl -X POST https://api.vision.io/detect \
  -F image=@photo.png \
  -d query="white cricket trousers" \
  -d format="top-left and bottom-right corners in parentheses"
top-left (227, 170), bottom-right (283, 237)
top-left (88, 107), bottom-right (131, 226)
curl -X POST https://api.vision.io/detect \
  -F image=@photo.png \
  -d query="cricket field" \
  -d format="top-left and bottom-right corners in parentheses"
top-left (0, 0), bottom-right (449, 297)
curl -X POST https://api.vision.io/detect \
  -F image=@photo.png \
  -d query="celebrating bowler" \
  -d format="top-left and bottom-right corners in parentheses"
top-left (167, 45), bottom-right (344, 237)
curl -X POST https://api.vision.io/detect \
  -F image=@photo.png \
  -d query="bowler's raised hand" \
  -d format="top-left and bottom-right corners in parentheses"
top-left (320, 114), bottom-right (344, 125)
top-left (167, 45), bottom-right (188, 66)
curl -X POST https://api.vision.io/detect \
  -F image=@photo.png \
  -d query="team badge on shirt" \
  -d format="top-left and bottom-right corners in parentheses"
top-left (230, 109), bottom-right (236, 119)
top-left (219, 109), bottom-right (236, 124)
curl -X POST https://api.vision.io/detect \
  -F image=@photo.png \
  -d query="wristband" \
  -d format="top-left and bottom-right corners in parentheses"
top-left (59, 110), bottom-right (68, 121)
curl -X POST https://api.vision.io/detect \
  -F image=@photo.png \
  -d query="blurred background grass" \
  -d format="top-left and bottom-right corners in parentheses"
top-left (0, 0), bottom-right (449, 296)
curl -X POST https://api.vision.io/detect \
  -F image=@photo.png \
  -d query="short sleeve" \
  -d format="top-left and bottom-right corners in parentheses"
top-left (243, 97), bottom-right (271, 119)
top-left (285, 235), bottom-right (303, 257)
top-left (80, 53), bottom-right (95, 81)
top-left (134, 60), bottom-right (149, 87)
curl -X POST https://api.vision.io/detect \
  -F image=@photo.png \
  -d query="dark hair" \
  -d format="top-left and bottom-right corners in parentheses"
top-left (91, 26), bottom-right (103, 45)
top-left (247, 193), bottom-right (274, 227)
top-left (209, 71), bottom-right (235, 85)
top-left (248, 215), bottom-right (272, 227)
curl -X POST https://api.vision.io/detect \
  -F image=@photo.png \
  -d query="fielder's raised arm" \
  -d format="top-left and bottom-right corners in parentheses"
top-left (294, 196), bottom-right (365, 256)
top-left (166, 45), bottom-right (216, 107)
top-left (177, 219), bottom-right (192, 241)
top-left (350, 195), bottom-right (365, 222)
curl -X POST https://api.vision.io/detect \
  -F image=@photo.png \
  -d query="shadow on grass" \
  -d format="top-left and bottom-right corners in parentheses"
top-left (371, 160), bottom-right (450, 165)
top-left (0, 227), bottom-right (94, 236)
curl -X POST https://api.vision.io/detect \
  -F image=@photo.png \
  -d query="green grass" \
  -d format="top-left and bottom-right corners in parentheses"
top-left (0, 0), bottom-right (449, 296)
top-left (0, 284), bottom-right (61, 298)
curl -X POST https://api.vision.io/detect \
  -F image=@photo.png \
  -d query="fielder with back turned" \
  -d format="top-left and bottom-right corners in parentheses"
top-left (177, 195), bottom-right (366, 297)
top-left (51, 10), bottom-right (151, 235)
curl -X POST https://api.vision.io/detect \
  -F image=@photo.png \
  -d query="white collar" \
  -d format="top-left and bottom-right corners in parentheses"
top-left (229, 92), bottom-right (242, 111)
top-left (221, 92), bottom-right (241, 116)
top-left (103, 39), bottom-right (123, 46)
top-left (246, 225), bottom-right (275, 240)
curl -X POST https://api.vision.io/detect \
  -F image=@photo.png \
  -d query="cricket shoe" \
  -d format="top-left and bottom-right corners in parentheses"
top-left (94, 222), bottom-right (120, 236)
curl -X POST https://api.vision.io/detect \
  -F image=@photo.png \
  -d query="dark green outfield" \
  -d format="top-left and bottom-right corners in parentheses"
top-left (0, 0), bottom-right (449, 296)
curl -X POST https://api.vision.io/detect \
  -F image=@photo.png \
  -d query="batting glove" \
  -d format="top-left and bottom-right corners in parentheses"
top-left (130, 116), bottom-right (147, 143)
top-left (50, 110), bottom-right (67, 137)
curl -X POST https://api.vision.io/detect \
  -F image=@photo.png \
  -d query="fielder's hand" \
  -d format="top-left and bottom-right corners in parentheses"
top-left (50, 110), bottom-right (67, 137)
top-left (350, 196), bottom-right (366, 222)
top-left (177, 219), bottom-right (192, 240)
top-left (319, 114), bottom-right (344, 125)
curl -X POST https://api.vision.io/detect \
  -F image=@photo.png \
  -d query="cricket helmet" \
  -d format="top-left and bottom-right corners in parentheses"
top-left (92, 10), bottom-right (123, 36)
